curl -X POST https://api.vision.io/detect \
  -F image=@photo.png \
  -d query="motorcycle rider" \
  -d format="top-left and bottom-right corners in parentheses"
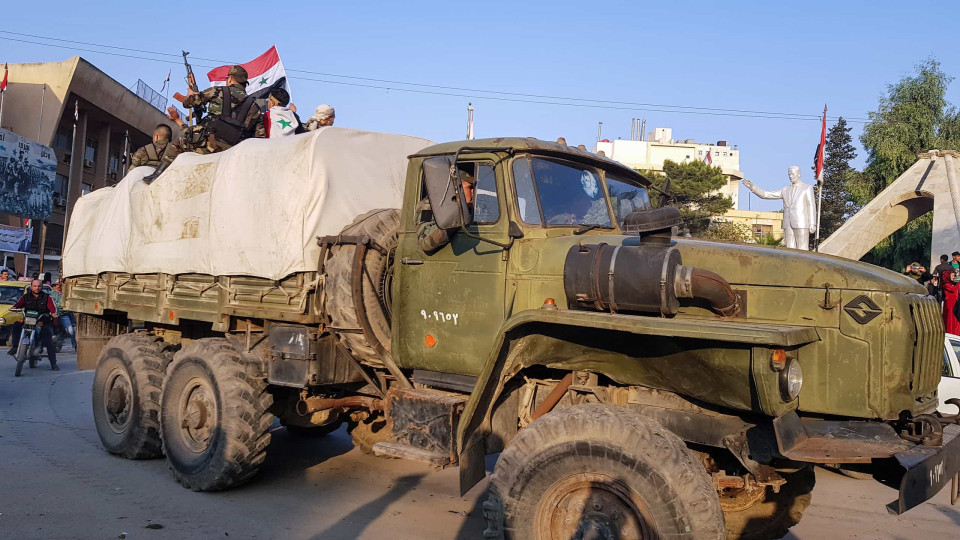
top-left (8, 279), bottom-right (59, 370)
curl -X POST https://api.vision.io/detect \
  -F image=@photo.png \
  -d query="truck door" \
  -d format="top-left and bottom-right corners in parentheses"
top-left (393, 158), bottom-right (508, 377)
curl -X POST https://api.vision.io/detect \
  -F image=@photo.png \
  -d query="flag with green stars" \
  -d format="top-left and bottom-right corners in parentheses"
top-left (265, 106), bottom-right (299, 138)
top-left (206, 45), bottom-right (288, 99)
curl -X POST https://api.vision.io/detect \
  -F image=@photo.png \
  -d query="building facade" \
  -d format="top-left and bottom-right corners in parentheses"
top-left (711, 209), bottom-right (784, 242)
top-left (0, 57), bottom-right (177, 277)
top-left (594, 127), bottom-right (743, 209)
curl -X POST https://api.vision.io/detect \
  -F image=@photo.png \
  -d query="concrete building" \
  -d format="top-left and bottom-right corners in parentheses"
top-left (594, 127), bottom-right (743, 209)
top-left (711, 209), bottom-right (784, 242)
top-left (0, 57), bottom-right (177, 277)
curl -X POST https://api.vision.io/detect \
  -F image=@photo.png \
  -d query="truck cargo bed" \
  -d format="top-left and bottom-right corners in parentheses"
top-left (64, 271), bottom-right (323, 330)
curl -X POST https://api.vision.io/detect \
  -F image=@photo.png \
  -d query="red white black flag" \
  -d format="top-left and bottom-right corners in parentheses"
top-left (1, 63), bottom-right (8, 92)
top-left (814, 105), bottom-right (827, 182)
top-left (207, 46), bottom-right (287, 99)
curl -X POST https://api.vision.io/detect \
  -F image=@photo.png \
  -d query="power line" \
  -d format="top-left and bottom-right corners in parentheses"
top-left (0, 31), bottom-right (870, 124)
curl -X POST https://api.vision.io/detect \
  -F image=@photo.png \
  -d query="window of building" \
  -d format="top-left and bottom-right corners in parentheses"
top-left (53, 125), bottom-right (72, 149)
top-left (714, 151), bottom-right (720, 156)
top-left (723, 152), bottom-right (728, 157)
top-left (54, 174), bottom-right (68, 198)
top-left (81, 183), bottom-right (93, 196)
top-left (698, 150), bottom-right (703, 155)
top-left (109, 149), bottom-right (121, 173)
top-left (84, 138), bottom-right (98, 163)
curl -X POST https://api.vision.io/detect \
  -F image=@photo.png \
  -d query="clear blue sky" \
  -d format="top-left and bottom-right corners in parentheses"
top-left (2, 1), bottom-right (958, 211)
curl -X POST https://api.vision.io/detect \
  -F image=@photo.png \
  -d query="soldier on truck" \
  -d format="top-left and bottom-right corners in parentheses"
top-left (61, 130), bottom-right (960, 539)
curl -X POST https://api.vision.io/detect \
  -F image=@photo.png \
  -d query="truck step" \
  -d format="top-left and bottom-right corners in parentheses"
top-left (372, 441), bottom-right (453, 467)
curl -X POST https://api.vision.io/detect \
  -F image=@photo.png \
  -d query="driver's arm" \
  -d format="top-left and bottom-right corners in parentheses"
top-left (11, 296), bottom-right (25, 309)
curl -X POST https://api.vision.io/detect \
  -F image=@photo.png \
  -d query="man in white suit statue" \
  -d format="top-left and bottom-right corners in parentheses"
top-left (742, 165), bottom-right (817, 250)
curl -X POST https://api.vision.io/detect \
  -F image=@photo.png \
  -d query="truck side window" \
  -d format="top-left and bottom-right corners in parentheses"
top-left (945, 349), bottom-right (954, 377)
top-left (512, 157), bottom-right (542, 225)
top-left (474, 164), bottom-right (499, 224)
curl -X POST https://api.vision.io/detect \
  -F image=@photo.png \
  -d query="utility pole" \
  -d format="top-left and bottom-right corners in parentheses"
top-left (466, 103), bottom-right (474, 140)
top-left (62, 99), bottom-right (79, 252)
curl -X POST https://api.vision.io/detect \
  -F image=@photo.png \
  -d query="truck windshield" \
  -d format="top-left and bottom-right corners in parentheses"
top-left (513, 156), bottom-right (613, 227)
top-left (605, 174), bottom-right (652, 226)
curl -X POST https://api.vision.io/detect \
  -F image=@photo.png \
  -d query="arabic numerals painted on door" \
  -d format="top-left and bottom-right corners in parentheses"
top-left (420, 309), bottom-right (459, 325)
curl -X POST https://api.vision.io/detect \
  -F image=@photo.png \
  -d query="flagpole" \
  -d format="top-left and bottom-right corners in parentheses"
top-left (814, 104), bottom-right (827, 252)
top-left (0, 90), bottom-right (5, 128)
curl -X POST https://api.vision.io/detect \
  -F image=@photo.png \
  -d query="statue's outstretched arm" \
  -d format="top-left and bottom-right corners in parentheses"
top-left (743, 179), bottom-right (782, 199)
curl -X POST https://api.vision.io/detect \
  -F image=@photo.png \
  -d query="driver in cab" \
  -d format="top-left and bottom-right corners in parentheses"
top-left (417, 164), bottom-right (476, 253)
top-left (8, 279), bottom-right (59, 371)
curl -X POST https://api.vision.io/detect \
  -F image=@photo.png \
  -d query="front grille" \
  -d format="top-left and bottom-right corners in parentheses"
top-left (909, 295), bottom-right (944, 394)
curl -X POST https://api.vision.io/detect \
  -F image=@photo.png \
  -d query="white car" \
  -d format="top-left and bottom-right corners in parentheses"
top-left (940, 333), bottom-right (960, 413)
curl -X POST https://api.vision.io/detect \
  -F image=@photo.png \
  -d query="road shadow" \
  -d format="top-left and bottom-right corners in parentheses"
top-left (237, 422), bottom-right (356, 490)
top-left (310, 473), bottom-right (425, 539)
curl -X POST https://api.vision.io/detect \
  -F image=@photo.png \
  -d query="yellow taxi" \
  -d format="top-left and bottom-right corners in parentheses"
top-left (0, 281), bottom-right (29, 345)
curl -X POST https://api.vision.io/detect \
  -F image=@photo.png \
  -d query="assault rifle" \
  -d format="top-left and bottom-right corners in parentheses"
top-left (172, 51), bottom-right (203, 124)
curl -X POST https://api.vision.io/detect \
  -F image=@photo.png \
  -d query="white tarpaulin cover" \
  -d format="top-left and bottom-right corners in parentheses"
top-left (63, 127), bottom-right (433, 279)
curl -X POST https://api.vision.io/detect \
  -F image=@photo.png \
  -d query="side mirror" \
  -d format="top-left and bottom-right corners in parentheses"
top-left (422, 156), bottom-right (472, 230)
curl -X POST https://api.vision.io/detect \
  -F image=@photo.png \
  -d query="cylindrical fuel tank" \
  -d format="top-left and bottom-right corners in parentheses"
top-left (563, 243), bottom-right (682, 315)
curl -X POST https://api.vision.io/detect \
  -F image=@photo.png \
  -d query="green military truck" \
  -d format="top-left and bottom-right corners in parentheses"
top-left (64, 137), bottom-right (959, 539)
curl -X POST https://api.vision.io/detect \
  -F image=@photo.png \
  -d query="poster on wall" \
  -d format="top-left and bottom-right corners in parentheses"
top-left (0, 128), bottom-right (56, 220)
top-left (0, 224), bottom-right (33, 253)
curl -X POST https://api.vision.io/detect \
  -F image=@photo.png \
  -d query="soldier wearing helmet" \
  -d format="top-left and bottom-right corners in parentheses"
top-left (147, 65), bottom-right (262, 182)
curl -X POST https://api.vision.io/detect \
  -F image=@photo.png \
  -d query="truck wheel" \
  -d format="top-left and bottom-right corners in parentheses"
top-left (160, 338), bottom-right (273, 491)
top-left (485, 405), bottom-right (725, 540)
top-left (325, 208), bottom-right (400, 368)
top-left (347, 412), bottom-right (394, 454)
top-left (92, 334), bottom-right (172, 459)
top-left (721, 467), bottom-right (814, 540)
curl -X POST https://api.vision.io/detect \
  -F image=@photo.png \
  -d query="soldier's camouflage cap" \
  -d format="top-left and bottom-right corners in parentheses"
top-left (228, 65), bottom-right (248, 85)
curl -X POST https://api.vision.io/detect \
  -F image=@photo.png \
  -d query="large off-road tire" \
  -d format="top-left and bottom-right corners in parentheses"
top-left (325, 208), bottom-right (400, 368)
top-left (722, 467), bottom-right (815, 540)
top-left (485, 405), bottom-right (725, 540)
top-left (160, 338), bottom-right (273, 491)
top-left (91, 334), bottom-right (173, 459)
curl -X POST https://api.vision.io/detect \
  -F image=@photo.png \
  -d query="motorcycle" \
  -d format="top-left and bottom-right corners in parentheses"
top-left (14, 309), bottom-right (51, 377)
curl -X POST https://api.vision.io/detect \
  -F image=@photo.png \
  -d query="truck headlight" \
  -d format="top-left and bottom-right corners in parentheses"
top-left (779, 358), bottom-right (803, 401)
top-left (0, 317), bottom-right (5, 324)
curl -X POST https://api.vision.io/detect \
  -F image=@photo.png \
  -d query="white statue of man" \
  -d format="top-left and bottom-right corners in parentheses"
top-left (742, 165), bottom-right (817, 250)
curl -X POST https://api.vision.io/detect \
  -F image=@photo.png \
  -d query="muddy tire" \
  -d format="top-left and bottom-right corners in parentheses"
top-left (325, 208), bottom-right (400, 368)
top-left (92, 334), bottom-right (172, 459)
top-left (347, 412), bottom-right (394, 454)
top-left (160, 338), bottom-right (273, 491)
top-left (722, 467), bottom-right (815, 540)
top-left (485, 405), bottom-right (725, 540)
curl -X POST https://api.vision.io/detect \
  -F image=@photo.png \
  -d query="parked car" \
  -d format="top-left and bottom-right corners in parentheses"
top-left (0, 281), bottom-right (28, 345)
top-left (942, 333), bottom-right (960, 414)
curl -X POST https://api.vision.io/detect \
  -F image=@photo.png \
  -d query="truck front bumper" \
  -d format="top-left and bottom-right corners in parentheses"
top-left (894, 423), bottom-right (960, 513)
top-left (773, 411), bottom-right (960, 513)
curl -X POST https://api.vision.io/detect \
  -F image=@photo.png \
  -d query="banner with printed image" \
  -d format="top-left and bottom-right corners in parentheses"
top-left (0, 128), bottom-right (57, 220)
top-left (0, 224), bottom-right (33, 253)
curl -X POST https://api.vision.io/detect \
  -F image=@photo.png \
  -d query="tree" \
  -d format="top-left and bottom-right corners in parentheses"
top-left (815, 118), bottom-right (857, 239)
top-left (704, 220), bottom-right (752, 242)
top-left (646, 159), bottom-right (733, 235)
top-left (858, 59), bottom-right (960, 270)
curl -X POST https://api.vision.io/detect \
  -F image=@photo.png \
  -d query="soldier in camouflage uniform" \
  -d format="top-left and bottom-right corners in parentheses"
top-left (416, 166), bottom-right (476, 252)
top-left (146, 66), bottom-right (262, 182)
top-left (166, 66), bottom-right (262, 153)
top-left (131, 124), bottom-right (180, 169)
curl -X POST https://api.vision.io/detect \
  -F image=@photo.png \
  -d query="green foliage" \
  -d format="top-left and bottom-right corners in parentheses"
top-left (859, 58), bottom-right (960, 270)
top-left (646, 159), bottom-right (733, 235)
top-left (816, 118), bottom-right (857, 238)
top-left (756, 234), bottom-right (783, 246)
top-left (702, 220), bottom-right (753, 242)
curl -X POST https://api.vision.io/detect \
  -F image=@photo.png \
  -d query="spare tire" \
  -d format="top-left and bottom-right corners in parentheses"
top-left (325, 208), bottom-right (400, 368)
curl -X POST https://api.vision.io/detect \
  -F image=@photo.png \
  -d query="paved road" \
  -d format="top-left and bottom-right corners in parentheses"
top-left (1, 352), bottom-right (958, 539)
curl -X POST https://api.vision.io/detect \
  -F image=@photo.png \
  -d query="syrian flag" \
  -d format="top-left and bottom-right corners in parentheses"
top-left (813, 105), bottom-right (827, 183)
top-left (207, 46), bottom-right (288, 100)
top-left (263, 106), bottom-right (299, 138)
top-left (703, 147), bottom-right (712, 165)
top-left (1, 63), bottom-right (7, 92)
